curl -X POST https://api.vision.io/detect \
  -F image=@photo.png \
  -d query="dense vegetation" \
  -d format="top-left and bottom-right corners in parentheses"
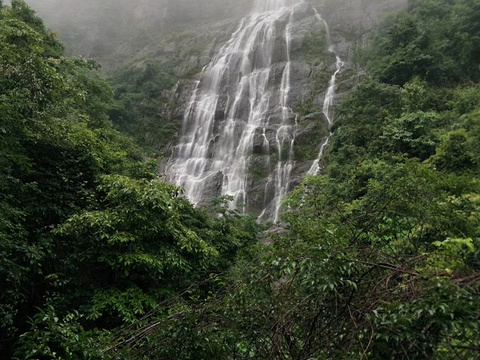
top-left (1, 0), bottom-right (479, 359)
top-left (107, 1), bottom-right (479, 359)
top-left (0, 1), bottom-right (257, 359)
top-left (109, 59), bottom-right (181, 156)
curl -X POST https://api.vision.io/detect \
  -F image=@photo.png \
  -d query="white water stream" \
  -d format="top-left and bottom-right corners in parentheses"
top-left (307, 8), bottom-right (345, 176)
top-left (168, 1), bottom-right (342, 221)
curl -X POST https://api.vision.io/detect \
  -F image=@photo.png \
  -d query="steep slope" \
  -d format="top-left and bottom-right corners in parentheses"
top-left (167, 1), bottom-right (336, 221)
top-left (5, 1), bottom-right (478, 359)
top-left (164, 0), bottom-right (408, 220)
top-left (26, 0), bottom-right (408, 219)
top-left (107, 1), bottom-right (480, 358)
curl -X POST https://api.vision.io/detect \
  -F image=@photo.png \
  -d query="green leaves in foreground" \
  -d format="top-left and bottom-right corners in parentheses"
top-left (54, 175), bottom-right (219, 324)
top-left (107, 1), bottom-right (480, 358)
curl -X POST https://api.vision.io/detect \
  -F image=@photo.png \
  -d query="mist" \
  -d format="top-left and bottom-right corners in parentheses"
top-left (27, 0), bottom-right (253, 29)
top-left (24, 0), bottom-right (406, 72)
top-left (22, 0), bottom-right (256, 72)
top-left (25, 1), bottom-right (251, 51)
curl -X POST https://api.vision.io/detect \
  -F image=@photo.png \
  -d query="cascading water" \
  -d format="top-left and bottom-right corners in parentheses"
top-left (307, 8), bottom-right (345, 176)
top-left (269, 11), bottom-right (296, 223)
top-left (168, 1), bottom-right (341, 222)
top-left (255, 0), bottom-right (301, 12)
top-left (168, 0), bottom-right (303, 220)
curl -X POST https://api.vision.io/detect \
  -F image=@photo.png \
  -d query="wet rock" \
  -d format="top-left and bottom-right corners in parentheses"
top-left (252, 129), bottom-right (268, 155)
top-left (164, 0), bottom-right (406, 220)
top-left (197, 171), bottom-right (223, 208)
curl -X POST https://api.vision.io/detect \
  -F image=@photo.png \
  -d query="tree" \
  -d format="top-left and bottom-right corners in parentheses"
top-left (53, 175), bottom-right (218, 325)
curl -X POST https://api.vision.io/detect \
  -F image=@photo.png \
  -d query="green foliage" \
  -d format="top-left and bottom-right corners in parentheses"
top-left (51, 175), bottom-right (223, 325)
top-left (0, 3), bottom-right (259, 358)
top-left (14, 307), bottom-right (107, 360)
top-left (381, 110), bottom-right (438, 160)
top-left (2, 0), bottom-right (480, 359)
top-left (300, 31), bottom-right (330, 65)
top-left (109, 59), bottom-right (181, 155)
top-left (0, 3), bottom-right (144, 355)
top-left (294, 31), bottom-right (336, 115)
top-left (9, 0), bottom-right (64, 57)
top-left (369, 0), bottom-right (480, 85)
top-left (106, 1), bottom-right (480, 358)
top-left (294, 116), bottom-right (329, 162)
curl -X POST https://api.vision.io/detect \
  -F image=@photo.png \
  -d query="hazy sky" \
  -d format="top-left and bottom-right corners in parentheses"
top-left (20, 0), bottom-right (407, 73)
top-left (22, 0), bottom-right (256, 71)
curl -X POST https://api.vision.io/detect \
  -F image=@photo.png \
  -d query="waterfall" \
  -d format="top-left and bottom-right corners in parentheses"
top-left (168, 0), bottom-right (304, 220)
top-left (254, 0), bottom-right (302, 12)
top-left (269, 11), bottom-right (296, 223)
top-left (307, 8), bottom-right (345, 176)
top-left (168, 1), bottom-right (341, 222)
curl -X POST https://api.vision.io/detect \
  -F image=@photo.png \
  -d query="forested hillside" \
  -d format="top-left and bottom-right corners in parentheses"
top-left (0, 2), bottom-right (257, 358)
top-left (109, 0), bottom-right (480, 358)
top-left (0, 0), bottom-right (479, 359)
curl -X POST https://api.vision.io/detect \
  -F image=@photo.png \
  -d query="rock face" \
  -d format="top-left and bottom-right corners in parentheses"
top-left (319, 0), bottom-right (408, 60)
top-left (166, 1), bottom-right (340, 222)
top-left (27, 0), bottom-right (407, 73)
top-left (29, 0), bottom-right (407, 220)
top-left (162, 0), bottom-right (408, 221)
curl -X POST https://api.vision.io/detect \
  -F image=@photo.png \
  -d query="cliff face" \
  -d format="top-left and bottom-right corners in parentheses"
top-left (28, 0), bottom-right (407, 218)
top-left (165, 3), bottom-right (336, 221)
top-left (150, 0), bottom-right (408, 220)
top-left (320, 0), bottom-right (408, 59)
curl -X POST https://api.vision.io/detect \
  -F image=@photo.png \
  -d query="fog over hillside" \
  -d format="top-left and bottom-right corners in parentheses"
top-left (25, 0), bottom-right (252, 66)
top-left (25, 0), bottom-right (406, 73)
top-left (27, 0), bottom-right (252, 27)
